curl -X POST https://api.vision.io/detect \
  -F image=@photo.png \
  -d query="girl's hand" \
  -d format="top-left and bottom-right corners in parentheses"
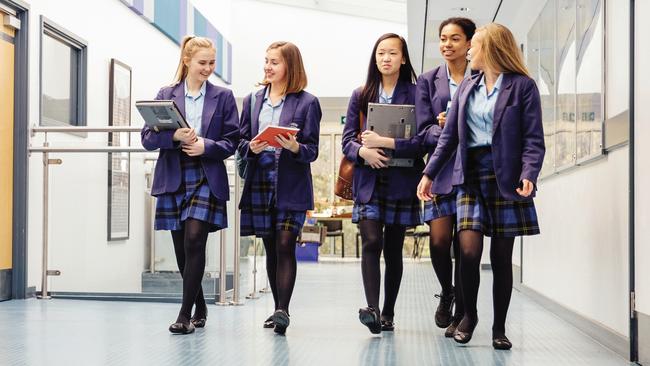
top-left (359, 147), bottom-right (389, 169)
top-left (173, 128), bottom-right (197, 144)
top-left (436, 112), bottom-right (447, 128)
top-left (181, 137), bottom-right (205, 156)
top-left (516, 179), bottom-right (534, 198)
top-left (417, 175), bottom-right (434, 201)
top-left (276, 133), bottom-right (300, 154)
top-left (249, 140), bottom-right (269, 154)
top-left (361, 130), bottom-right (392, 149)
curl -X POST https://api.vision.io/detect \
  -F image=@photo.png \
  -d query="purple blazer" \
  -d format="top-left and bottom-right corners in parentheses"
top-left (416, 65), bottom-right (477, 194)
top-left (423, 72), bottom-right (545, 201)
top-left (237, 86), bottom-right (322, 211)
top-left (141, 81), bottom-right (240, 201)
top-left (341, 80), bottom-right (424, 204)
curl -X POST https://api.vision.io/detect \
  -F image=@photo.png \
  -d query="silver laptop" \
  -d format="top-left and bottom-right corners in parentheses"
top-left (365, 103), bottom-right (416, 167)
top-left (136, 100), bottom-right (190, 132)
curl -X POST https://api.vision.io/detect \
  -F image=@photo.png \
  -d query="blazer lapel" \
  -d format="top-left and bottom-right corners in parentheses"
top-left (251, 87), bottom-right (266, 135)
top-left (391, 80), bottom-right (410, 105)
top-left (492, 73), bottom-right (513, 135)
top-left (279, 93), bottom-right (298, 127)
top-left (171, 82), bottom-right (185, 119)
top-left (201, 82), bottom-right (218, 136)
top-left (434, 66), bottom-right (451, 109)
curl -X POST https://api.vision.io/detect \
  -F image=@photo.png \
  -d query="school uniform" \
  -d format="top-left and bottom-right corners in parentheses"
top-left (238, 86), bottom-right (322, 238)
top-left (341, 80), bottom-right (424, 227)
top-left (141, 80), bottom-right (240, 232)
top-left (416, 64), bottom-right (473, 222)
top-left (423, 72), bottom-right (545, 237)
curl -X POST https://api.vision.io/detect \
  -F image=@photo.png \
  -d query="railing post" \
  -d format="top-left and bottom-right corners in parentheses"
top-left (230, 174), bottom-right (243, 305)
top-left (216, 229), bottom-right (229, 305)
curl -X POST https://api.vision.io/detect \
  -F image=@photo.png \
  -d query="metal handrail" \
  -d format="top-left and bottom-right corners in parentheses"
top-left (29, 126), bottom-right (242, 304)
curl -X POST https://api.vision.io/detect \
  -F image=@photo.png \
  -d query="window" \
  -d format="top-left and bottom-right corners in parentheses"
top-left (40, 16), bottom-right (87, 126)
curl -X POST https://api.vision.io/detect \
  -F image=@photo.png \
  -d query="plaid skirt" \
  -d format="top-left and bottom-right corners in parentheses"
top-left (240, 150), bottom-right (306, 238)
top-left (456, 148), bottom-right (540, 237)
top-left (352, 171), bottom-right (422, 226)
top-left (154, 157), bottom-right (227, 232)
top-left (423, 191), bottom-right (457, 222)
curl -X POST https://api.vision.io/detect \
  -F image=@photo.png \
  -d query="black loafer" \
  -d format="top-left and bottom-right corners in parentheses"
top-left (358, 307), bottom-right (381, 334)
top-left (272, 310), bottom-right (290, 335)
top-left (380, 319), bottom-right (395, 332)
top-left (190, 317), bottom-right (206, 328)
top-left (445, 317), bottom-right (461, 338)
top-left (263, 315), bottom-right (275, 328)
top-left (492, 335), bottom-right (512, 350)
top-left (453, 316), bottom-right (478, 344)
top-left (169, 321), bottom-right (195, 334)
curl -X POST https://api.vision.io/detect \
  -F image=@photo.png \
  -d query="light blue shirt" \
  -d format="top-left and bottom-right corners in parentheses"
top-left (258, 87), bottom-right (285, 151)
top-left (466, 73), bottom-right (503, 148)
top-left (378, 84), bottom-right (394, 104)
top-left (446, 63), bottom-right (472, 99)
top-left (184, 80), bottom-right (207, 136)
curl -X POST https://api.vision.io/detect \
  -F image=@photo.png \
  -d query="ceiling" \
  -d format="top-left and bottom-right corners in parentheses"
top-left (255, 0), bottom-right (408, 23)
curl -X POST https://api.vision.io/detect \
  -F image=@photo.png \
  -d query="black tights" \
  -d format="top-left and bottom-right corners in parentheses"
top-left (263, 230), bottom-right (298, 313)
top-left (457, 229), bottom-right (514, 336)
top-left (171, 219), bottom-right (211, 323)
top-left (428, 216), bottom-right (464, 317)
top-left (358, 220), bottom-right (406, 320)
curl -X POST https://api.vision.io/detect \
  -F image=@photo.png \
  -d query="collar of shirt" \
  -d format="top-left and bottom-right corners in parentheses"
top-left (378, 83), bottom-right (394, 104)
top-left (263, 86), bottom-right (286, 107)
top-left (476, 73), bottom-right (503, 98)
top-left (184, 80), bottom-right (207, 101)
top-left (445, 63), bottom-right (472, 87)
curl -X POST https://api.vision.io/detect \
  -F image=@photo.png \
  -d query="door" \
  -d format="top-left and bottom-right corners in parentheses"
top-left (0, 6), bottom-right (15, 301)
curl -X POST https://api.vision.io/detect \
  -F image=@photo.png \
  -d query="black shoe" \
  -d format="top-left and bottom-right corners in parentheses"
top-left (492, 334), bottom-right (512, 350)
top-left (453, 316), bottom-right (478, 344)
top-left (358, 307), bottom-right (381, 334)
top-left (444, 316), bottom-right (462, 338)
top-left (434, 290), bottom-right (455, 328)
top-left (272, 309), bottom-right (290, 335)
top-left (380, 319), bottom-right (395, 332)
top-left (169, 321), bottom-right (195, 334)
top-left (190, 307), bottom-right (207, 328)
top-left (263, 315), bottom-right (275, 329)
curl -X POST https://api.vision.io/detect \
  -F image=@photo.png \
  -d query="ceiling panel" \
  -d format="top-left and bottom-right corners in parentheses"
top-left (255, 0), bottom-right (407, 23)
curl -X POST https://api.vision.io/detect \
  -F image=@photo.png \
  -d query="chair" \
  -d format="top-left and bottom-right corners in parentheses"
top-left (404, 226), bottom-right (429, 259)
top-left (319, 220), bottom-right (345, 258)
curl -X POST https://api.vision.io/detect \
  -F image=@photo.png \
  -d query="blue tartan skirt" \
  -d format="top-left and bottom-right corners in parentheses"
top-left (154, 157), bottom-right (227, 232)
top-left (352, 170), bottom-right (422, 227)
top-left (423, 190), bottom-right (457, 222)
top-left (240, 150), bottom-right (306, 238)
top-left (456, 147), bottom-right (540, 237)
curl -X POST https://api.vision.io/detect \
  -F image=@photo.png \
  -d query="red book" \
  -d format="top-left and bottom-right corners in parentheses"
top-left (252, 125), bottom-right (299, 148)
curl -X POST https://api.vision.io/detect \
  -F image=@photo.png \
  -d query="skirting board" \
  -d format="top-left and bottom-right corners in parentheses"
top-left (512, 265), bottom-right (630, 361)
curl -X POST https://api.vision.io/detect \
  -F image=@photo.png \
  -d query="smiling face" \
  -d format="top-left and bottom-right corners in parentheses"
top-left (375, 37), bottom-right (405, 77)
top-left (439, 23), bottom-right (471, 63)
top-left (264, 48), bottom-right (288, 86)
top-left (184, 47), bottom-right (216, 83)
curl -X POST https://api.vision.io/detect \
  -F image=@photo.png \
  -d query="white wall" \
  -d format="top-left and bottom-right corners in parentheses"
top-left (226, 0), bottom-right (406, 98)
top-left (635, 0), bottom-right (650, 318)
top-left (26, 0), bottom-right (232, 293)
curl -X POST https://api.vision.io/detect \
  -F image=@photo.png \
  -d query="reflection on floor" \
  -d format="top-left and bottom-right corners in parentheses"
top-left (0, 261), bottom-right (633, 366)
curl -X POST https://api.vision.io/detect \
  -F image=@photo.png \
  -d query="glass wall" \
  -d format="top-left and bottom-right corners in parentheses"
top-left (528, 0), bottom-right (604, 177)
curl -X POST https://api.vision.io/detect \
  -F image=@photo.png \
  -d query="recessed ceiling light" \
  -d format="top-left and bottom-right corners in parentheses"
top-left (452, 7), bottom-right (471, 12)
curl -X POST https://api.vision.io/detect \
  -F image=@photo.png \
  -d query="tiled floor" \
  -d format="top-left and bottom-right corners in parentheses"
top-left (0, 261), bottom-right (634, 365)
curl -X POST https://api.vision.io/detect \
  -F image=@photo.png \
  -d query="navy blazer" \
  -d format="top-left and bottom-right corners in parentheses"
top-left (423, 72), bottom-right (546, 201)
top-left (237, 86), bottom-right (322, 211)
top-left (141, 81), bottom-right (240, 201)
top-left (416, 65), bottom-right (477, 194)
top-left (341, 80), bottom-right (424, 204)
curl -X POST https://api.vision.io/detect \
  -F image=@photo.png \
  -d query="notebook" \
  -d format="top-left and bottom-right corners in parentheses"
top-left (253, 125), bottom-right (299, 148)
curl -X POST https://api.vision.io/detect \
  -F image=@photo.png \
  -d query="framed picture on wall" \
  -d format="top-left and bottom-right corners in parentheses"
top-left (107, 58), bottom-right (132, 241)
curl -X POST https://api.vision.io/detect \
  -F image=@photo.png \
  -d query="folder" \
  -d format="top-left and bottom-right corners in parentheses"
top-left (136, 100), bottom-right (190, 132)
top-left (252, 125), bottom-right (299, 148)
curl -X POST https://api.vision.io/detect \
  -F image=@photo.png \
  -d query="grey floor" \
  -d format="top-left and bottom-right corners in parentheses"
top-left (0, 261), bottom-right (634, 366)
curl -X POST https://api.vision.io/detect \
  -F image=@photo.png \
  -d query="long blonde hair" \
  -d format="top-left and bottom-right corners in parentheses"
top-left (476, 23), bottom-right (529, 77)
top-left (172, 35), bottom-right (216, 85)
top-left (259, 41), bottom-right (307, 95)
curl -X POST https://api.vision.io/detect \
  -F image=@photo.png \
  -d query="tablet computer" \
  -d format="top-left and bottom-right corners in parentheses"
top-left (136, 100), bottom-right (190, 132)
top-left (364, 103), bottom-right (416, 167)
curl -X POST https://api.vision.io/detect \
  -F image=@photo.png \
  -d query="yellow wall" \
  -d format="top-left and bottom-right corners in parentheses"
top-left (0, 23), bottom-right (15, 270)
